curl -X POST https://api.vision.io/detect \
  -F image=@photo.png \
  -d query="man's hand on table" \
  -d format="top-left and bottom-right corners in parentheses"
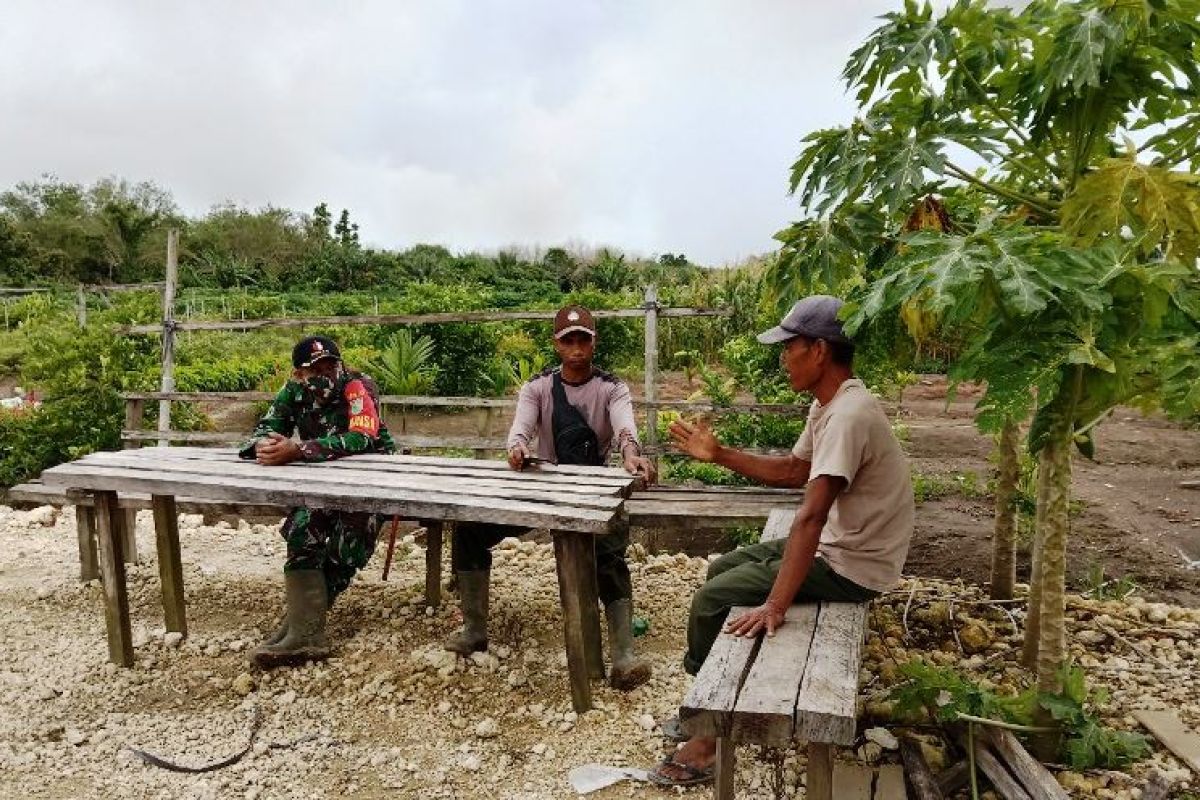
top-left (623, 454), bottom-right (657, 484)
top-left (256, 432), bottom-right (302, 466)
top-left (724, 601), bottom-right (787, 638)
top-left (507, 442), bottom-right (531, 471)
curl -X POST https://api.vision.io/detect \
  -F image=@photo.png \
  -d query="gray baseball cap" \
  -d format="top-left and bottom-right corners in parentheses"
top-left (756, 295), bottom-right (851, 345)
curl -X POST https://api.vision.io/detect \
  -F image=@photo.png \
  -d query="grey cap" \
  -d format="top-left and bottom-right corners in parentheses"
top-left (756, 295), bottom-right (851, 345)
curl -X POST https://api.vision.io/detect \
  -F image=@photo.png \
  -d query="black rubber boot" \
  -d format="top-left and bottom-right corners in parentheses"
top-left (443, 570), bottom-right (490, 655)
top-left (607, 598), bottom-right (651, 690)
top-left (250, 570), bottom-right (331, 668)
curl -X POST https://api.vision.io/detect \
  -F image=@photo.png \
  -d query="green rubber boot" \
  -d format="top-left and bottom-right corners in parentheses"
top-left (250, 570), bottom-right (331, 668)
top-left (607, 599), bottom-right (652, 691)
top-left (443, 570), bottom-right (490, 655)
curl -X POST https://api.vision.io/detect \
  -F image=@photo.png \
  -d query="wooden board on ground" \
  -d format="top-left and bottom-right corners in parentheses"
top-left (899, 737), bottom-right (945, 800)
top-left (875, 764), bottom-right (908, 799)
top-left (1134, 709), bottom-right (1200, 773)
top-left (831, 762), bottom-right (873, 800)
top-left (980, 727), bottom-right (1069, 800)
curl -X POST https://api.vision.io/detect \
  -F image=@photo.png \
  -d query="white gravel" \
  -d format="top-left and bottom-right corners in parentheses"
top-left (0, 503), bottom-right (1196, 799)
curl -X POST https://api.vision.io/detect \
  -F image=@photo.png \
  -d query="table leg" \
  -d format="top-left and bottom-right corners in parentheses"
top-left (553, 531), bottom-right (600, 713)
top-left (75, 505), bottom-right (99, 582)
top-left (424, 520), bottom-right (443, 608)
top-left (121, 507), bottom-right (139, 564)
top-left (714, 737), bottom-right (736, 800)
top-left (152, 495), bottom-right (187, 636)
top-left (94, 491), bottom-right (133, 666)
top-left (583, 541), bottom-right (605, 681)
top-left (807, 742), bottom-right (833, 800)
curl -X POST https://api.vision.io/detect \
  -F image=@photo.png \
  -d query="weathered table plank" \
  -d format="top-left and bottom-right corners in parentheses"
top-left (43, 462), bottom-right (620, 533)
top-left (84, 452), bottom-right (626, 511)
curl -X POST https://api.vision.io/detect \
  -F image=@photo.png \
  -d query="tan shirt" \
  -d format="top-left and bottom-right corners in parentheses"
top-left (506, 368), bottom-right (640, 462)
top-left (793, 378), bottom-right (914, 592)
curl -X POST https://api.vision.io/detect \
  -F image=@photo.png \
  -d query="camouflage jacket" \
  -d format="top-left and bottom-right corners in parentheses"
top-left (238, 370), bottom-right (396, 462)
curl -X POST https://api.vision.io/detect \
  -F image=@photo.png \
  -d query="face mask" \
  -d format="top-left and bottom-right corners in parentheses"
top-left (301, 365), bottom-right (343, 407)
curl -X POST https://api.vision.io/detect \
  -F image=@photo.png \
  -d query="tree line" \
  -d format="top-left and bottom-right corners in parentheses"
top-left (0, 175), bottom-right (705, 300)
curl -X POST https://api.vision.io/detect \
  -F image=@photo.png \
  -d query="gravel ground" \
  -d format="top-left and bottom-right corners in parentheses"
top-left (1, 504), bottom-right (1197, 799)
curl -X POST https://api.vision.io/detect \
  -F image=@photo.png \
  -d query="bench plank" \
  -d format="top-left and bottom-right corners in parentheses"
top-left (794, 601), bottom-right (868, 746)
top-left (681, 605), bottom-right (761, 738)
top-left (731, 603), bottom-right (820, 746)
top-left (760, 508), bottom-right (795, 542)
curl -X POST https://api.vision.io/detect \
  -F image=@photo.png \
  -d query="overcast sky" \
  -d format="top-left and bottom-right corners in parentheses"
top-left (0, 1), bottom-right (904, 265)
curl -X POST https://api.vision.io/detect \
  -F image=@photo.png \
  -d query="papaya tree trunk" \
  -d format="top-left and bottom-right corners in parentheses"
top-left (1031, 368), bottom-right (1083, 760)
top-left (990, 418), bottom-right (1020, 600)
top-left (1020, 452), bottom-right (1052, 669)
top-left (1031, 429), bottom-right (1071, 758)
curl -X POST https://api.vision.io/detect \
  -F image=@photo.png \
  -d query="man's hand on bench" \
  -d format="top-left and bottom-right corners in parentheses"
top-left (724, 600), bottom-right (787, 638)
top-left (256, 433), bottom-right (302, 466)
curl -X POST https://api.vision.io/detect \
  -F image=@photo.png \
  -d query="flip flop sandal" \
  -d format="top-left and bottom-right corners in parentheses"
top-left (659, 715), bottom-right (687, 742)
top-left (647, 756), bottom-right (714, 787)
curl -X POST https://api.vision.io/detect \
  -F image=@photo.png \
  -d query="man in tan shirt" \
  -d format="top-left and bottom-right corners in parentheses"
top-left (651, 295), bottom-right (914, 786)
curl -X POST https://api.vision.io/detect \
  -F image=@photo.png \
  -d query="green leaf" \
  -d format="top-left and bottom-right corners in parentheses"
top-left (1063, 153), bottom-right (1200, 265)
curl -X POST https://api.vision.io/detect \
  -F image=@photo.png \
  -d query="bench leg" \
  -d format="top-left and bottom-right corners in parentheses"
top-left (552, 530), bottom-right (599, 713)
top-left (152, 495), bottom-right (187, 636)
top-left (94, 491), bottom-right (133, 666)
top-left (424, 520), bottom-right (443, 608)
top-left (121, 507), bottom-right (139, 564)
top-left (714, 737), bottom-right (736, 800)
top-left (75, 505), bottom-right (100, 582)
top-left (807, 742), bottom-right (833, 800)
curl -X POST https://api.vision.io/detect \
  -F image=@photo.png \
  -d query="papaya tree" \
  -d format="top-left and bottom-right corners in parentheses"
top-left (770, 0), bottom-right (1200, 731)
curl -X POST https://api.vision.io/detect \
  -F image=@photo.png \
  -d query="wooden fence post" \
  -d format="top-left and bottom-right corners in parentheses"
top-left (76, 285), bottom-right (87, 327)
top-left (120, 398), bottom-right (145, 563)
top-left (158, 230), bottom-right (179, 448)
top-left (643, 285), bottom-right (659, 466)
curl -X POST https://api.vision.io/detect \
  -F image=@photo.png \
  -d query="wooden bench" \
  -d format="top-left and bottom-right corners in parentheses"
top-left (679, 508), bottom-right (887, 800)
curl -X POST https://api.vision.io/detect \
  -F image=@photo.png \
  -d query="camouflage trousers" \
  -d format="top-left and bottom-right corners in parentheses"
top-left (281, 507), bottom-right (386, 601)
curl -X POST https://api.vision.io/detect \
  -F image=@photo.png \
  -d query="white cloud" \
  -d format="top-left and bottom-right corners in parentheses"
top-left (0, 0), bottom-right (899, 264)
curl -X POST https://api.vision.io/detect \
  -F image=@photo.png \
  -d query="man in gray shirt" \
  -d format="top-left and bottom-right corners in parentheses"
top-left (651, 295), bottom-right (914, 786)
top-left (444, 304), bottom-right (658, 691)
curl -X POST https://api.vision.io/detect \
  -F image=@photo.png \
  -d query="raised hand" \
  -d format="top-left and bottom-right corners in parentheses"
top-left (668, 418), bottom-right (720, 462)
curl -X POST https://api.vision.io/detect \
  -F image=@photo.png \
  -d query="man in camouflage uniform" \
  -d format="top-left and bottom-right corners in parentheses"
top-left (240, 335), bottom-right (396, 668)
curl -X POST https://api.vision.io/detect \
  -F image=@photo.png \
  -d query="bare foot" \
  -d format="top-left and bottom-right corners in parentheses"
top-left (651, 736), bottom-right (717, 784)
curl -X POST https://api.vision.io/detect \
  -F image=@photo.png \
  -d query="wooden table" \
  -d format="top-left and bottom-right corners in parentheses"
top-left (41, 447), bottom-right (638, 711)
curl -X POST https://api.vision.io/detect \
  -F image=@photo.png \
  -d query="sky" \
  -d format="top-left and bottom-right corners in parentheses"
top-left (0, 1), bottom-right (905, 266)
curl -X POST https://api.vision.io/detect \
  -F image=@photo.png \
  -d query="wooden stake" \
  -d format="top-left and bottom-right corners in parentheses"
top-left (642, 285), bottom-right (659, 469)
top-left (158, 230), bottom-right (179, 448)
